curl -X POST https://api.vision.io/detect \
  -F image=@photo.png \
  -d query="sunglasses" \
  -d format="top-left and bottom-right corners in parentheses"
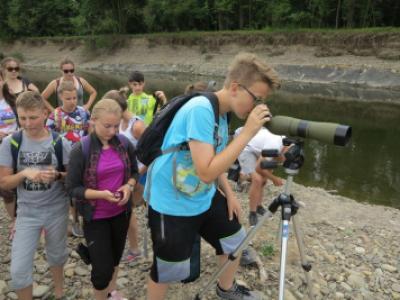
top-left (7, 67), bottom-right (20, 72)
top-left (238, 84), bottom-right (264, 105)
top-left (63, 69), bottom-right (74, 74)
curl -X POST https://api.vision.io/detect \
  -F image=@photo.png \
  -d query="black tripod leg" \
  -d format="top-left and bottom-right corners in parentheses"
top-left (194, 210), bottom-right (273, 300)
top-left (292, 216), bottom-right (314, 300)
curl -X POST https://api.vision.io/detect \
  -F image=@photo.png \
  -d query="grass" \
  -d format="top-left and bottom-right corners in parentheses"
top-left (261, 242), bottom-right (275, 257)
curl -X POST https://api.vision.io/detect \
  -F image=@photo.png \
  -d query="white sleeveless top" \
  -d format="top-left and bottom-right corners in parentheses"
top-left (119, 116), bottom-right (144, 168)
top-left (119, 116), bottom-right (141, 147)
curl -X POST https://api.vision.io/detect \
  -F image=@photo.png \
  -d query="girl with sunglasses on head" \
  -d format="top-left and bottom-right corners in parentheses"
top-left (42, 58), bottom-right (97, 113)
top-left (1, 57), bottom-right (39, 98)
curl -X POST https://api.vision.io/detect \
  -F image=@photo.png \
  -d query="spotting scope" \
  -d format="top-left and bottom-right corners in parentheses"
top-left (265, 116), bottom-right (352, 146)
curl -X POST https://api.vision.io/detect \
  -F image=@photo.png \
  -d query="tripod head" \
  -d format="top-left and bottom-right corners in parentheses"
top-left (260, 137), bottom-right (305, 174)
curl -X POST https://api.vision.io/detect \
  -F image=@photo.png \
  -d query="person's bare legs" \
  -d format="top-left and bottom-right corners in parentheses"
top-left (127, 212), bottom-right (140, 254)
top-left (249, 172), bottom-right (265, 212)
top-left (107, 266), bottom-right (119, 293)
top-left (16, 285), bottom-right (33, 300)
top-left (127, 183), bottom-right (144, 256)
top-left (147, 278), bottom-right (169, 300)
top-left (93, 267), bottom-right (120, 300)
top-left (49, 265), bottom-right (64, 298)
top-left (93, 288), bottom-right (108, 300)
top-left (217, 253), bottom-right (241, 290)
top-left (4, 198), bottom-right (16, 219)
top-left (4, 199), bottom-right (16, 239)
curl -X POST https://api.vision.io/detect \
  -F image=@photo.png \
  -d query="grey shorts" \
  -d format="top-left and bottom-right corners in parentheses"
top-left (238, 151), bottom-right (258, 175)
top-left (10, 203), bottom-right (69, 290)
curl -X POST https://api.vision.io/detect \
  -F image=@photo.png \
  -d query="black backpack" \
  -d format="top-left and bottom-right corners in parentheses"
top-left (136, 92), bottom-right (219, 166)
top-left (10, 130), bottom-right (65, 173)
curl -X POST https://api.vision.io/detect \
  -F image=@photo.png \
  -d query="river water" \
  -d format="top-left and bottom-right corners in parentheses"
top-left (26, 69), bottom-right (400, 209)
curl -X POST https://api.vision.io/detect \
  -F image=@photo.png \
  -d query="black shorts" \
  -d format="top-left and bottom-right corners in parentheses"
top-left (149, 190), bottom-right (246, 283)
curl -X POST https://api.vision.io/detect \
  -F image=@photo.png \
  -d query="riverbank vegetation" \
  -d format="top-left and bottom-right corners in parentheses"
top-left (0, 0), bottom-right (399, 38)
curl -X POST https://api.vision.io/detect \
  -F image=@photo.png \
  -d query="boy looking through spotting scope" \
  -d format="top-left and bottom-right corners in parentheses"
top-left (143, 52), bottom-right (280, 300)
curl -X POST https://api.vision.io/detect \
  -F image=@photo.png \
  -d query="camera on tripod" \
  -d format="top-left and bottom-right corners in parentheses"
top-left (260, 137), bottom-right (304, 171)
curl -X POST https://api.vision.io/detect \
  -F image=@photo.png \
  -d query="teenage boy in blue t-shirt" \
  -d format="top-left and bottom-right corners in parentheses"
top-left (144, 53), bottom-right (281, 300)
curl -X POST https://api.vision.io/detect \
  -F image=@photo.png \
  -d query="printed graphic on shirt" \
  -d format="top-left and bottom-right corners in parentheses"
top-left (0, 103), bottom-right (17, 134)
top-left (46, 107), bottom-right (89, 145)
top-left (19, 151), bottom-right (52, 191)
top-left (0, 109), bottom-right (16, 126)
top-left (174, 151), bottom-right (211, 196)
top-left (136, 97), bottom-right (150, 118)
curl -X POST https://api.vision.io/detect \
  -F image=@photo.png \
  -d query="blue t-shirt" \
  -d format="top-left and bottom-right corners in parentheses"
top-left (144, 96), bottom-right (228, 216)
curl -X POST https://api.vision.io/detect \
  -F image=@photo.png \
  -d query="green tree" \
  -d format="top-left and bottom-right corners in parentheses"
top-left (6, 0), bottom-right (77, 37)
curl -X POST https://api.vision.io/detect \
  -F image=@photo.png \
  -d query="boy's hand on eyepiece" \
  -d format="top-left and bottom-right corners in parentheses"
top-left (243, 104), bottom-right (271, 136)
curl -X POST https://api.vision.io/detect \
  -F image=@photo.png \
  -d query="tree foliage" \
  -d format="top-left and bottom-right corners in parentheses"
top-left (0, 0), bottom-right (399, 38)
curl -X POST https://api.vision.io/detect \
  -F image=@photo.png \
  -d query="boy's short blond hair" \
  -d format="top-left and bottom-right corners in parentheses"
top-left (224, 53), bottom-right (281, 90)
top-left (58, 81), bottom-right (76, 94)
top-left (16, 91), bottom-right (46, 111)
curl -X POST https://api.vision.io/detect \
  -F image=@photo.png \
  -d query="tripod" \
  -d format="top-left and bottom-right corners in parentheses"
top-left (195, 139), bottom-right (314, 300)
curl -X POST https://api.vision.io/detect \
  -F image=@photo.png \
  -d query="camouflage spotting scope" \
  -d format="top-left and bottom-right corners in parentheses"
top-left (265, 115), bottom-right (352, 146)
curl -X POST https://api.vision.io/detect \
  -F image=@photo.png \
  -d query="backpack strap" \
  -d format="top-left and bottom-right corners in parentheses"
top-left (10, 131), bottom-right (23, 174)
top-left (75, 76), bottom-right (84, 88)
top-left (50, 131), bottom-right (65, 172)
top-left (161, 92), bottom-right (220, 155)
top-left (81, 134), bottom-right (128, 162)
top-left (10, 130), bottom-right (64, 173)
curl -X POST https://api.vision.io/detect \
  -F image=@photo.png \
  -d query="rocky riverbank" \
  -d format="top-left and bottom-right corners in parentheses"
top-left (1, 180), bottom-right (399, 299)
top-left (1, 32), bottom-right (400, 90)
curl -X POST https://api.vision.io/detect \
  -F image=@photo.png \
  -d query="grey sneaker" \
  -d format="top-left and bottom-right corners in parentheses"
top-left (216, 282), bottom-right (262, 300)
top-left (256, 205), bottom-right (266, 216)
top-left (248, 212), bottom-right (258, 227)
top-left (72, 222), bottom-right (84, 238)
top-left (240, 247), bottom-right (257, 266)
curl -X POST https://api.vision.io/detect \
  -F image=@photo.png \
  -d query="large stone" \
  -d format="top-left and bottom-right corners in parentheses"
top-left (347, 273), bottom-right (366, 289)
top-left (355, 247), bottom-right (365, 255)
top-left (35, 260), bottom-right (48, 274)
top-left (382, 264), bottom-right (397, 273)
top-left (64, 268), bottom-right (74, 278)
top-left (335, 292), bottom-right (345, 299)
top-left (75, 266), bottom-right (89, 276)
top-left (392, 284), bottom-right (400, 293)
top-left (33, 285), bottom-right (50, 298)
top-left (0, 280), bottom-right (8, 294)
top-left (81, 288), bottom-right (92, 298)
top-left (340, 282), bottom-right (352, 292)
top-left (284, 289), bottom-right (297, 300)
top-left (117, 277), bottom-right (129, 287)
top-left (7, 292), bottom-right (18, 300)
top-left (1, 254), bottom-right (11, 264)
top-left (323, 253), bottom-right (336, 264)
top-left (70, 250), bottom-right (80, 259)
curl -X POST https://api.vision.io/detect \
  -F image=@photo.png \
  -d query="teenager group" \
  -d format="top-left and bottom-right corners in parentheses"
top-left (0, 52), bottom-right (282, 300)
